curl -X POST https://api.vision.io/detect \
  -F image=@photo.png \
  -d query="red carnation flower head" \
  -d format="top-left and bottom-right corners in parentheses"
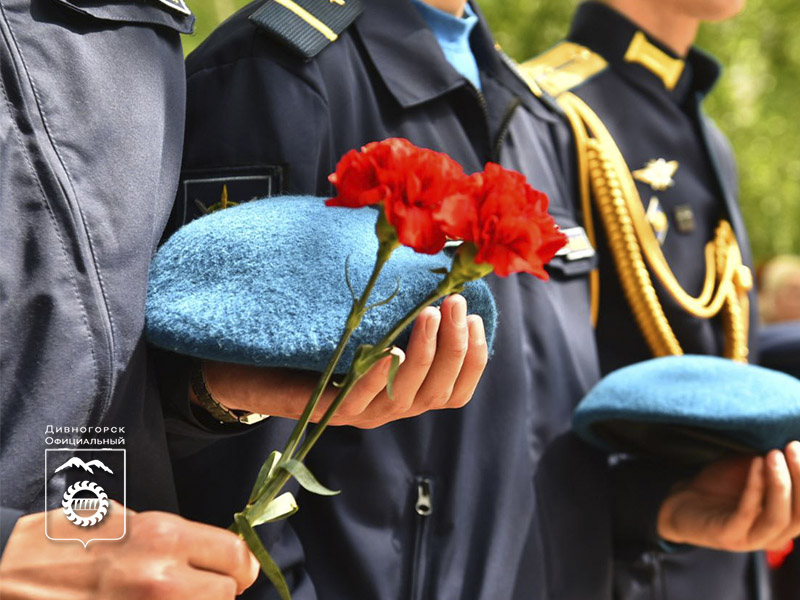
top-left (437, 162), bottom-right (567, 278)
top-left (327, 139), bottom-right (417, 209)
top-left (328, 138), bottom-right (468, 254)
top-left (381, 147), bottom-right (466, 254)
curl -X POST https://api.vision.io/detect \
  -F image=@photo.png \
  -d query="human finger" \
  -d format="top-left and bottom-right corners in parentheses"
top-left (786, 442), bottom-right (800, 526)
top-left (724, 456), bottom-right (765, 542)
top-left (332, 348), bottom-right (405, 419)
top-left (412, 295), bottom-right (469, 409)
top-left (749, 451), bottom-right (792, 546)
top-left (766, 441), bottom-right (800, 546)
top-left (443, 315), bottom-right (488, 410)
top-left (182, 521), bottom-right (259, 594)
top-left (369, 306), bottom-right (441, 413)
top-left (169, 566), bottom-right (240, 600)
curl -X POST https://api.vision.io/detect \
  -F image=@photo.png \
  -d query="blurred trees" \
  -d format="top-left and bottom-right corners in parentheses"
top-left (183, 0), bottom-right (800, 261)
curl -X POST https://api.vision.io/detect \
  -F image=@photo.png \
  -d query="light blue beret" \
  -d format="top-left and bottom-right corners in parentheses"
top-left (146, 196), bottom-right (496, 373)
top-left (572, 355), bottom-right (800, 463)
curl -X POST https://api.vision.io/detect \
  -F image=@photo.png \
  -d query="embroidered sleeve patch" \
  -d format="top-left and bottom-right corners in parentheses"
top-left (173, 165), bottom-right (286, 230)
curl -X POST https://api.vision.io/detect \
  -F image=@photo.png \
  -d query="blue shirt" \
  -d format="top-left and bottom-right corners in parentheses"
top-left (411, 0), bottom-right (481, 90)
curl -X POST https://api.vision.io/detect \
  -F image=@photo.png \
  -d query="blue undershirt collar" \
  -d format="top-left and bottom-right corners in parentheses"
top-left (411, 0), bottom-right (482, 90)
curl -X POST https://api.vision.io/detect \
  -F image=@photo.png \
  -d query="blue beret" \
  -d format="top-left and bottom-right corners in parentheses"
top-left (146, 196), bottom-right (497, 373)
top-left (572, 355), bottom-right (800, 463)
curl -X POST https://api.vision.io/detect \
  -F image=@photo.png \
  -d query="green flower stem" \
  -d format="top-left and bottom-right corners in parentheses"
top-left (280, 236), bottom-right (398, 462)
top-left (293, 266), bottom-right (476, 464)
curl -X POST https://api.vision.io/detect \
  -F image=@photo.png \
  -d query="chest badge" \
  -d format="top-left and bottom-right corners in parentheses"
top-left (633, 158), bottom-right (678, 192)
top-left (646, 197), bottom-right (669, 245)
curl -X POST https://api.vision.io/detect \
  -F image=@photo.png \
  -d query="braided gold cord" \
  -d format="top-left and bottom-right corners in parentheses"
top-left (557, 92), bottom-right (751, 360)
top-left (588, 140), bottom-right (683, 356)
top-left (561, 97), bottom-right (601, 326)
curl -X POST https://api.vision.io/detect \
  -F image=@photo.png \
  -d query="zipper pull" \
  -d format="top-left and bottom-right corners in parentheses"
top-left (415, 478), bottom-right (433, 516)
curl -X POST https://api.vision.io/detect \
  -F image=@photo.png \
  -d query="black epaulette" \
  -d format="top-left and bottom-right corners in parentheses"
top-left (249, 0), bottom-right (362, 59)
top-left (518, 41), bottom-right (608, 101)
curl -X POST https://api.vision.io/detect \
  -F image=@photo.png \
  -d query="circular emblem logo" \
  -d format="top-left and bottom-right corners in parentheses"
top-left (61, 481), bottom-right (109, 527)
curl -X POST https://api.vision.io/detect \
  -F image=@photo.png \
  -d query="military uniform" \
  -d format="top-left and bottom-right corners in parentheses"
top-left (0, 0), bottom-right (193, 548)
top-left (172, 0), bottom-right (646, 598)
top-left (521, 3), bottom-right (765, 599)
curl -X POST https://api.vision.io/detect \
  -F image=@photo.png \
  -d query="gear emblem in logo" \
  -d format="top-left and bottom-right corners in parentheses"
top-left (61, 481), bottom-right (109, 527)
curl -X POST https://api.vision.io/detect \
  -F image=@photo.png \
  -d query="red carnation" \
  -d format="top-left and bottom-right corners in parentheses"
top-left (437, 162), bottom-right (567, 278)
top-left (382, 148), bottom-right (466, 254)
top-left (328, 138), bottom-right (468, 254)
top-left (327, 138), bottom-right (416, 209)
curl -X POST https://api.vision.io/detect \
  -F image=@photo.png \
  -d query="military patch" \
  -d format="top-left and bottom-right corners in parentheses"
top-left (175, 166), bottom-right (286, 228)
top-left (633, 158), bottom-right (678, 192)
top-left (249, 0), bottom-right (362, 59)
top-left (673, 203), bottom-right (696, 234)
top-left (555, 226), bottom-right (596, 261)
top-left (646, 197), bottom-right (669, 245)
top-left (152, 0), bottom-right (192, 16)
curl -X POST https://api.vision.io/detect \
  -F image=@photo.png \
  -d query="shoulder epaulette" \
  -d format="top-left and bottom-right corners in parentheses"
top-left (249, 0), bottom-right (362, 60)
top-left (518, 41), bottom-right (608, 99)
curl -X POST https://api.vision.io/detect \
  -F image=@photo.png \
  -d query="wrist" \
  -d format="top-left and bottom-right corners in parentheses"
top-left (190, 360), bottom-right (269, 425)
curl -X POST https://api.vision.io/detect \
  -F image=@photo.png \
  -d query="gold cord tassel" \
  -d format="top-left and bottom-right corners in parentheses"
top-left (558, 92), bottom-right (752, 361)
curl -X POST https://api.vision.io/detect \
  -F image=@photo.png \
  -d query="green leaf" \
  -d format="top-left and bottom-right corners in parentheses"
top-left (281, 459), bottom-right (341, 496)
top-left (249, 451), bottom-right (282, 503)
top-left (249, 492), bottom-right (299, 527)
top-left (386, 351), bottom-right (402, 400)
top-left (234, 513), bottom-right (292, 600)
top-left (429, 267), bottom-right (448, 275)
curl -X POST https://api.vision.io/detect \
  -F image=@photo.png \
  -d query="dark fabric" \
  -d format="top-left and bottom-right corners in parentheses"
top-left (178, 0), bottom-right (612, 598)
top-left (0, 0), bottom-right (187, 517)
top-left (0, 507), bottom-right (23, 555)
top-left (759, 322), bottom-right (800, 379)
top-left (249, 0), bottom-right (362, 59)
top-left (561, 3), bottom-right (763, 599)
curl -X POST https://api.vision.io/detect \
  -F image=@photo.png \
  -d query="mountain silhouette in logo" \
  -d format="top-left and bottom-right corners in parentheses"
top-left (54, 457), bottom-right (114, 475)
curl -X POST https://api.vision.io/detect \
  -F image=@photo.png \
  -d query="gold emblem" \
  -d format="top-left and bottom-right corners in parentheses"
top-left (633, 158), bottom-right (678, 192)
top-left (330, 0), bottom-right (345, 5)
top-left (202, 185), bottom-right (239, 214)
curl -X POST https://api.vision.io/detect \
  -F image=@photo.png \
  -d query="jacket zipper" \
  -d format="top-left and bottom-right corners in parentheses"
top-left (411, 477), bottom-right (433, 600)
top-left (492, 96), bottom-right (522, 163)
top-left (466, 82), bottom-right (523, 165)
top-left (1, 14), bottom-right (115, 415)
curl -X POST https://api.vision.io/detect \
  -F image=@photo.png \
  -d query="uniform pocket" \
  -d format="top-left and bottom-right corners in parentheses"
top-left (47, 0), bottom-right (195, 33)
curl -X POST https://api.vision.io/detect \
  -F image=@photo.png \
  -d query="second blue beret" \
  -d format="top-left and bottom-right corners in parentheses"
top-left (573, 355), bottom-right (800, 463)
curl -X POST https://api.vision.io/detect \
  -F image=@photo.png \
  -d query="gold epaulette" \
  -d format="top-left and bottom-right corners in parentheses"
top-left (518, 41), bottom-right (608, 99)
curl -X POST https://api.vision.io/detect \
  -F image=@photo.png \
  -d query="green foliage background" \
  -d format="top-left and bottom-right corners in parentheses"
top-left (183, 0), bottom-right (800, 262)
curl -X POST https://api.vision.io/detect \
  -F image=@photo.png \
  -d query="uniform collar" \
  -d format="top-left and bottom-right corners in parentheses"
top-left (353, 0), bottom-right (555, 121)
top-left (567, 2), bottom-right (721, 103)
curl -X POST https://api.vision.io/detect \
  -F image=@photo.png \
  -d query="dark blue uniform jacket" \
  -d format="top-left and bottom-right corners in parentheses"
top-left (173, 1), bottom-right (678, 598)
top-left (0, 0), bottom-right (193, 547)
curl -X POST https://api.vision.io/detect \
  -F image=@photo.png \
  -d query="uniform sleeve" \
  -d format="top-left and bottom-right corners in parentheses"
top-left (156, 47), bottom-right (336, 453)
top-left (0, 507), bottom-right (23, 557)
top-left (609, 457), bottom-right (695, 556)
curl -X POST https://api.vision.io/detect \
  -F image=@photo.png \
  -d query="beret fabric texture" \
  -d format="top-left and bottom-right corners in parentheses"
top-left (572, 355), bottom-right (800, 463)
top-left (146, 196), bottom-right (497, 373)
